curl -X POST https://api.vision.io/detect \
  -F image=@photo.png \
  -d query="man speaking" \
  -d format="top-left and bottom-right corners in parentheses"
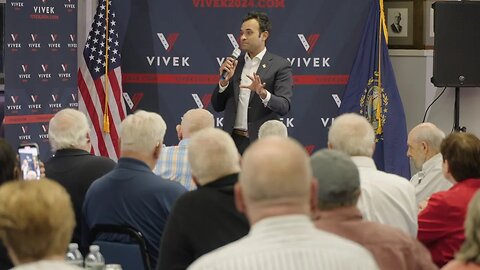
top-left (212, 11), bottom-right (293, 154)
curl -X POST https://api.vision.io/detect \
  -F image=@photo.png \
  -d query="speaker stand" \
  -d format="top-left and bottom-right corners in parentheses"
top-left (454, 87), bottom-right (467, 132)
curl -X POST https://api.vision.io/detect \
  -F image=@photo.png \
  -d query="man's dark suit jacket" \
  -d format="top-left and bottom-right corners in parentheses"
top-left (45, 148), bottom-right (116, 246)
top-left (157, 173), bottom-right (250, 270)
top-left (212, 51), bottom-right (293, 140)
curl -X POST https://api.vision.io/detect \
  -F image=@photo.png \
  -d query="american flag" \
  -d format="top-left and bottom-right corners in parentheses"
top-left (78, 0), bottom-right (126, 160)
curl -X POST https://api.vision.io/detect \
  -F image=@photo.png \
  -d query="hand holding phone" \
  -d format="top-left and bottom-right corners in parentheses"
top-left (18, 143), bottom-right (41, 180)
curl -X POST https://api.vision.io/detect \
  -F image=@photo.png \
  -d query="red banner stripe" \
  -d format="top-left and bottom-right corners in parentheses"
top-left (122, 73), bottom-right (349, 85)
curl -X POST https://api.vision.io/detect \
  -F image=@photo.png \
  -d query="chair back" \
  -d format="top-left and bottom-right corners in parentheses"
top-left (90, 224), bottom-right (151, 270)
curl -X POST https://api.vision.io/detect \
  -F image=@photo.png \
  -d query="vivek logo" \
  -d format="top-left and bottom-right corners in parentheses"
top-left (332, 94), bottom-right (341, 108)
top-left (10, 96), bottom-right (19, 104)
top-left (41, 124), bottom-right (49, 133)
top-left (226, 34), bottom-right (239, 50)
top-left (30, 95), bottom-right (39, 103)
top-left (157, 33), bottom-right (179, 52)
top-left (61, 64), bottom-right (68, 72)
top-left (297, 33), bottom-right (320, 54)
top-left (10, 34), bottom-right (19, 42)
top-left (51, 94), bottom-right (59, 102)
top-left (305, 145), bottom-right (316, 155)
top-left (21, 64), bottom-right (29, 73)
top-left (50, 33), bottom-right (58, 42)
top-left (71, 93), bottom-right (77, 101)
top-left (41, 64), bottom-right (48, 72)
top-left (122, 92), bottom-right (144, 111)
top-left (69, 34), bottom-right (76, 42)
top-left (131, 93), bottom-right (144, 111)
top-left (30, 34), bottom-right (38, 42)
top-left (191, 93), bottom-right (212, 109)
top-left (21, 126), bottom-right (28, 134)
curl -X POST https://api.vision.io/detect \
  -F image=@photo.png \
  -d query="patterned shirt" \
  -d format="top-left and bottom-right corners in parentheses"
top-left (154, 139), bottom-right (196, 191)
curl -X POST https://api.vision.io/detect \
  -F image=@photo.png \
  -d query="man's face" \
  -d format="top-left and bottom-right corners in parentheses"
top-left (407, 135), bottom-right (427, 170)
top-left (395, 13), bottom-right (401, 24)
top-left (240, 19), bottom-right (267, 56)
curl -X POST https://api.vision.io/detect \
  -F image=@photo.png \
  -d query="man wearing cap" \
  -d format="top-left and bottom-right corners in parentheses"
top-left (328, 113), bottom-right (417, 236)
top-left (311, 149), bottom-right (437, 270)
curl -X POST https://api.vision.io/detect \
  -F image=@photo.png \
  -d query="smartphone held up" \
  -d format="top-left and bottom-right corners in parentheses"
top-left (18, 143), bottom-right (41, 180)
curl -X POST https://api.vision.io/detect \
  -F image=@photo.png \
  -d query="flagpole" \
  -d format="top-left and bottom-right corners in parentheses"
top-left (376, 0), bottom-right (385, 135)
top-left (103, 0), bottom-right (111, 133)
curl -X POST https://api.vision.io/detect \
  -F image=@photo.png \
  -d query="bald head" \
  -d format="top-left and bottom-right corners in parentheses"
top-left (258, 120), bottom-right (288, 139)
top-left (188, 128), bottom-right (240, 185)
top-left (407, 122), bottom-right (445, 170)
top-left (328, 113), bottom-right (375, 157)
top-left (240, 137), bottom-right (312, 204)
top-left (180, 109), bottom-right (214, 138)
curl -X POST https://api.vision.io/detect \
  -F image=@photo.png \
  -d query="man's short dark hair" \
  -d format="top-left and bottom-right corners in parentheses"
top-left (243, 11), bottom-right (272, 34)
top-left (441, 132), bottom-right (480, 182)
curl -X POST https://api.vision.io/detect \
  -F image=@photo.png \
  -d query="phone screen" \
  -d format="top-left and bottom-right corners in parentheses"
top-left (18, 145), bottom-right (41, 180)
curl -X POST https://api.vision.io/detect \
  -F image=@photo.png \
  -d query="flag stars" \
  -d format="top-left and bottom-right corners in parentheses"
top-left (111, 20), bottom-right (116, 26)
top-left (89, 55), bottom-right (95, 60)
top-left (94, 66), bottom-right (100, 72)
top-left (96, 21), bottom-right (102, 27)
top-left (112, 49), bottom-right (118, 54)
top-left (110, 57), bottom-right (116, 63)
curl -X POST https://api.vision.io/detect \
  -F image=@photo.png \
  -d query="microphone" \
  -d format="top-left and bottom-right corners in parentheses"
top-left (221, 48), bottom-right (241, 80)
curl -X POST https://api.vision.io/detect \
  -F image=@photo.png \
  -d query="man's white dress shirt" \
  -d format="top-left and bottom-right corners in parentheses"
top-left (410, 153), bottom-right (453, 204)
top-left (352, 156), bottom-right (418, 237)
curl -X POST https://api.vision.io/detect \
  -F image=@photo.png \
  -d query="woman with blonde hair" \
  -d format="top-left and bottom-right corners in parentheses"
top-left (443, 191), bottom-right (480, 270)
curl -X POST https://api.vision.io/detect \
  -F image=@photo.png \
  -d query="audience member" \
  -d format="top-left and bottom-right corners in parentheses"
top-left (45, 108), bottom-right (116, 246)
top-left (188, 137), bottom-right (379, 270)
top-left (0, 179), bottom-right (81, 269)
top-left (154, 108), bottom-right (214, 190)
top-left (0, 139), bottom-right (18, 269)
top-left (0, 138), bottom-right (19, 184)
top-left (312, 149), bottom-right (437, 270)
top-left (157, 128), bottom-right (249, 270)
top-left (83, 110), bottom-right (187, 267)
top-left (328, 113), bottom-right (417, 236)
top-left (258, 119), bottom-right (288, 138)
top-left (418, 132), bottom-right (480, 267)
top-left (442, 191), bottom-right (480, 270)
top-left (407, 123), bottom-right (452, 205)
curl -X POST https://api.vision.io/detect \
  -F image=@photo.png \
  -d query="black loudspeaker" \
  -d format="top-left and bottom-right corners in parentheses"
top-left (432, 1), bottom-right (480, 87)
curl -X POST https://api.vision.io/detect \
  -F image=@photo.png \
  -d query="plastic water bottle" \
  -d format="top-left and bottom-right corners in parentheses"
top-left (85, 245), bottom-right (105, 270)
top-left (65, 243), bottom-right (84, 267)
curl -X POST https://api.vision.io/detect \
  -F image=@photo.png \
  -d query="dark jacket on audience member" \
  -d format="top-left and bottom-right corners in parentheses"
top-left (45, 148), bottom-right (116, 247)
top-left (83, 158), bottom-right (187, 268)
top-left (157, 173), bottom-right (249, 270)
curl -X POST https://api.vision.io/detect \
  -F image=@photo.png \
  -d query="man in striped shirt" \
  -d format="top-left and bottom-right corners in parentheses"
top-left (188, 137), bottom-right (379, 270)
top-left (154, 109), bottom-right (214, 190)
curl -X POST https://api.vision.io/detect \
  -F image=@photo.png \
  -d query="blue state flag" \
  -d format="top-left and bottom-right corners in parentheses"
top-left (339, 0), bottom-right (410, 178)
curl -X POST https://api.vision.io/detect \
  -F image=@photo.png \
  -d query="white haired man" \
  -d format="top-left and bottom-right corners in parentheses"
top-left (45, 109), bottom-right (116, 247)
top-left (157, 128), bottom-right (249, 270)
top-left (258, 119), bottom-right (288, 138)
top-left (83, 110), bottom-right (186, 267)
top-left (328, 113), bottom-right (417, 236)
top-left (154, 108), bottom-right (214, 190)
top-left (407, 123), bottom-right (452, 205)
top-left (188, 137), bottom-right (378, 270)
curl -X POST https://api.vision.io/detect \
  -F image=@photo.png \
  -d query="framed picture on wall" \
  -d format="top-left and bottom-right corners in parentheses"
top-left (384, 0), bottom-right (424, 49)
